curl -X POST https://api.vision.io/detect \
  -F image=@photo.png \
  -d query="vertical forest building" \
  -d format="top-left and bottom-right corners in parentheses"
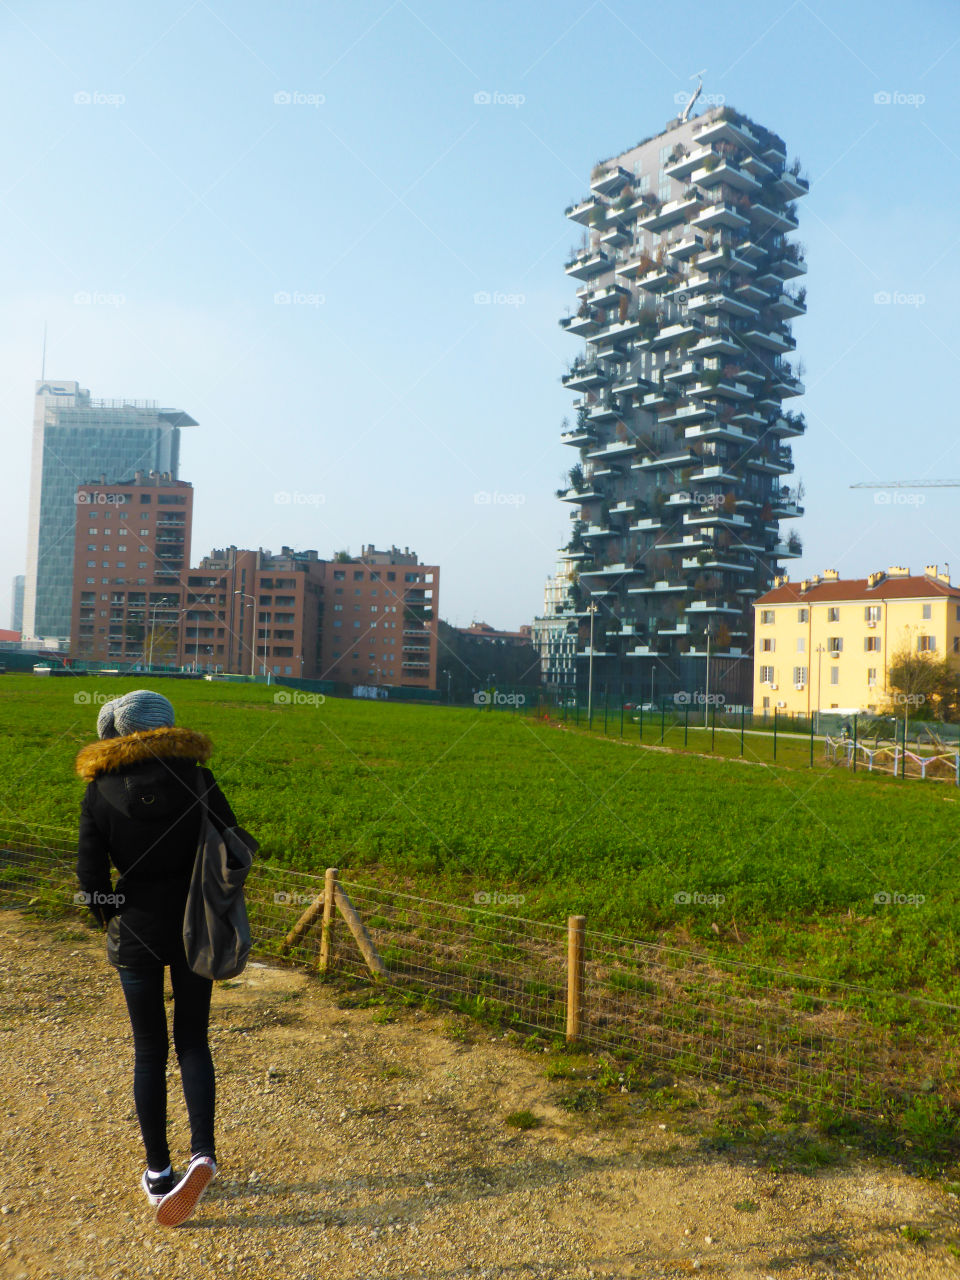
top-left (555, 102), bottom-right (807, 703)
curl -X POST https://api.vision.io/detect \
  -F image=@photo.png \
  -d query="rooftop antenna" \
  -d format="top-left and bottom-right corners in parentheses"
top-left (680, 72), bottom-right (705, 123)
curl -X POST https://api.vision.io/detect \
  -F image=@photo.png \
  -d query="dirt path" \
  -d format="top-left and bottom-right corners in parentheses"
top-left (0, 910), bottom-right (957, 1279)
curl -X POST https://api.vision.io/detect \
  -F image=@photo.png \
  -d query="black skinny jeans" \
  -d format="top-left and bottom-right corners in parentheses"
top-left (116, 954), bottom-right (216, 1170)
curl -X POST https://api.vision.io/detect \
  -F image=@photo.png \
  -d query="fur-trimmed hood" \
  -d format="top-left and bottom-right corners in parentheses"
top-left (75, 726), bottom-right (213, 781)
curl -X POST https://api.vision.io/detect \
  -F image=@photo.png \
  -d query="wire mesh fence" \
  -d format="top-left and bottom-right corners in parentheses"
top-left (3, 825), bottom-right (958, 1126)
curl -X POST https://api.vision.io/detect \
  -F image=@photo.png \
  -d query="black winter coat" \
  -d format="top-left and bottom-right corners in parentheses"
top-left (75, 726), bottom-right (238, 969)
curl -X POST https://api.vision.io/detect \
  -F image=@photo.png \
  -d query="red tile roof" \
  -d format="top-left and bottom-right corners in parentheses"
top-left (756, 575), bottom-right (960, 605)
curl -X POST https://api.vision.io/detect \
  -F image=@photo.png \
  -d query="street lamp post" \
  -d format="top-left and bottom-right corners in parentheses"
top-left (816, 643), bottom-right (824, 734)
top-left (587, 601), bottom-right (598, 724)
top-left (704, 624), bottom-right (713, 727)
top-left (234, 591), bottom-right (259, 677)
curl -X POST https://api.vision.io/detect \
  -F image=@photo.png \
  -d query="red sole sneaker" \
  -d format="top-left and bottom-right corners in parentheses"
top-left (155, 1157), bottom-right (216, 1227)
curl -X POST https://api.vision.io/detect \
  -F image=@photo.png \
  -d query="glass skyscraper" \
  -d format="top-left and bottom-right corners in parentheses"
top-left (22, 381), bottom-right (197, 641)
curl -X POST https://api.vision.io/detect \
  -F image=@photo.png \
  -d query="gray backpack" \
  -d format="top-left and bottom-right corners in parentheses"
top-left (183, 773), bottom-right (258, 980)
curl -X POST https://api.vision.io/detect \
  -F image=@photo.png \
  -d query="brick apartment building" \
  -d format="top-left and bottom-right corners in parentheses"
top-left (70, 472), bottom-right (193, 665)
top-left (319, 545), bottom-right (438, 689)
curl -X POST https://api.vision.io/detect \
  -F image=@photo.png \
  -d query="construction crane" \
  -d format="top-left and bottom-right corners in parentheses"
top-left (850, 480), bottom-right (960, 488)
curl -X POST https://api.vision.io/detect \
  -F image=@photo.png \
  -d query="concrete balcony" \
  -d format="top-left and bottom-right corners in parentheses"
top-left (637, 194), bottom-right (702, 232)
top-left (691, 160), bottom-right (760, 194)
top-left (590, 164), bottom-right (631, 196)
top-left (668, 231), bottom-right (706, 261)
top-left (687, 378), bottom-right (752, 401)
top-left (748, 202), bottom-right (799, 232)
top-left (692, 115), bottom-right (759, 150)
top-left (663, 144), bottom-right (715, 180)
top-left (564, 249), bottom-right (613, 280)
top-left (696, 246), bottom-right (757, 275)
top-left (650, 320), bottom-right (704, 349)
top-left (566, 194), bottom-right (606, 225)
top-left (687, 291), bottom-right (759, 320)
top-left (691, 201), bottom-right (750, 232)
top-left (769, 291), bottom-right (806, 319)
top-left (562, 360), bottom-right (609, 390)
top-left (775, 172), bottom-right (809, 200)
top-left (559, 312), bottom-right (602, 337)
top-left (742, 327), bottom-right (793, 353)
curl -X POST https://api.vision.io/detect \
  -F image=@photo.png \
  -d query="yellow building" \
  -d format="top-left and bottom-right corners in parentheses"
top-left (752, 565), bottom-right (960, 716)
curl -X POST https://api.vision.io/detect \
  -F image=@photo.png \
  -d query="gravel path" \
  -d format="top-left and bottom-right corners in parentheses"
top-left (1, 910), bottom-right (957, 1279)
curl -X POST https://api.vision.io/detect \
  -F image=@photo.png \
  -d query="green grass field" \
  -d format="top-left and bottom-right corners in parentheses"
top-left (1, 673), bottom-right (957, 1003)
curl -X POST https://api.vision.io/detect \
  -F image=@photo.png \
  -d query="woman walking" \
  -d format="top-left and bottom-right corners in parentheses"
top-left (75, 689), bottom-right (242, 1227)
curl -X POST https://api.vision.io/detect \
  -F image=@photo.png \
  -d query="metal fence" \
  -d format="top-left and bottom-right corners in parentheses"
top-left (3, 826), bottom-right (958, 1125)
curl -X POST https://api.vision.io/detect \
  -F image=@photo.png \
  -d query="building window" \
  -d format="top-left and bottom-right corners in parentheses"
top-left (827, 607), bottom-right (840, 622)
top-left (829, 667), bottom-right (839, 685)
top-left (762, 695), bottom-right (770, 709)
top-left (864, 636), bottom-right (880, 652)
top-left (760, 609), bottom-right (774, 624)
top-left (797, 608), bottom-right (808, 622)
top-left (867, 667), bottom-right (878, 686)
top-left (827, 637), bottom-right (842, 653)
top-left (760, 638), bottom-right (775, 652)
top-left (759, 664), bottom-right (774, 683)
top-left (793, 666), bottom-right (808, 687)
top-left (917, 635), bottom-right (936, 652)
top-left (864, 605), bottom-right (881, 622)
top-left (796, 637), bottom-right (806, 652)
top-left (922, 603), bottom-right (932, 620)
top-left (353, 570), bottom-right (364, 580)
top-left (333, 571), bottom-right (345, 581)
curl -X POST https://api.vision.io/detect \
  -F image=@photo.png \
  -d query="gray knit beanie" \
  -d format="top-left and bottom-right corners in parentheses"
top-left (97, 689), bottom-right (176, 739)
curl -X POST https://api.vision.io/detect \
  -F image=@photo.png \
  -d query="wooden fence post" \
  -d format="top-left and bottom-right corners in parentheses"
top-left (566, 914), bottom-right (586, 1043)
top-left (279, 890), bottom-right (325, 956)
top-left (319, 866), bottom-right (338, 973)
top-left (334, 883), bottom-right (387, 979)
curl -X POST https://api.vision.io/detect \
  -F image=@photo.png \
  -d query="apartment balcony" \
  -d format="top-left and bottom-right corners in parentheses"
top-left (668, 231), bottom-right (706, 261)
top-left (650, 319), bottom-right (704, 349)
top-left (658, 402), bottom-right (714, 425)
top-left (629, 516), bottom-right (662, 531)
top-left (735, 280), bottom-right (769, 306)
top-left (610, 499), bottom-right (637, 515)
top-left (611, 371), bottom-right (649, 396)
top-left (762, 135), bottom-right (788, 162)
top-left (691, 160), bottom-right (760, 194)
top-left (663, 144), bottom-right (715, 180)
top-left (590, 164), bottom-right (631, 196)
top-left (748, 202), bottom-right (799, 233)
top-left (624, 643), bottom-right (660, 656)
top-left (773, 539), bottom-right (803, 559)
top-left (773, 253), bottom-right (807, 280)
top-left (691, 201), bottom-right (750, 232)
top-left (684, 421), bottom-right (757, 447)
top-left (696, 246), bottom-right (757, 276)
top-left (637, 194), bottom-right (701, 232)
top-left (564, 249), bottom-right (613, 280)
top-left (586, 439), bottom-right (640, 460)
top-left (598, 222), bottom-right (632, 249)
top-left (771, 413), bottom-right (806, 438)
top-left (638, 267), bottom-right (679, 292)
top-left (580, 562), bottom-right (644, 578)
top-left (691, 331), bottom-right (741, 357)
top-left (684, 508), bottom-right (750, 529)
top-left (566, 194), bottom-right (606, 225)
top-left (632, 448), bottom-right (695, 471)
top-left (740, 152), bottom-right (774, 180)
top-left (589, 282), bottom-right (631, 309)
top-left (692, 115), bottom-right (759, 150)
top-left (775, 172), bottom-right (809, 200)
top-left (627, 579), bottom-right (688, 595)
top-left (560, 312), bottom-right (602, 337)
top-left (771, 372), bottom-right (804, 398)
top-left (642, 385), bottom-right (680, 407)
top-left (771, 490), bottom-right (804, 519)
top-left (687, 378), bottom-right (752, 401)
top-left (587, 399), bottom-right (622, 421)
top-left (558, 486), bottom-right (601, 503)
top-left (769, 291), bottom-right (806, 319)
top-left (731, 407), bottom-right (766, 427)
top-left (686, 599), bottom-right (742, 615)
top-left (687, 291), bottom-right (759, 320)
top-left (595, 316), bottom-right (643, 345)
top-left (562, 359), bottom-right (609, 390)
top-left (742, 327), bottom-right (794, 353)
top-left (616, 250), bottom-right (653, 279)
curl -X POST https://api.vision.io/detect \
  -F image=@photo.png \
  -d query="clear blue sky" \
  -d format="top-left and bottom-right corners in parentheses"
top-left (2, 0), bottom-right (958, 630)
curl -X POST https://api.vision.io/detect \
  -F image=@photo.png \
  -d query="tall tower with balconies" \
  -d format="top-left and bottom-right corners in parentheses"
top-left (555, 102), bottom-right (807, 703)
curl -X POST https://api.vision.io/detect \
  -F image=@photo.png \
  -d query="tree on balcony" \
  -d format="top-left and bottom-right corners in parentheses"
top-left (787, 531), bottom-right (802, 554)
top-left (569, 462), bottom-right (584, 490)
